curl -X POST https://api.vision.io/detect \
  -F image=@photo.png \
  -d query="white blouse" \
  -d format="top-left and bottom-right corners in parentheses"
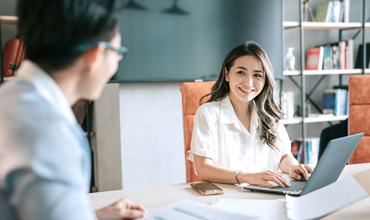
top-left (187, 95), bottom-right (291, 173)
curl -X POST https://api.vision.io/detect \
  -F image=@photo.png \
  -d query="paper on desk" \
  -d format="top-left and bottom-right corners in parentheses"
top-left (137, 200), bottom-right (258, 220)
top-left (286, 169), bottom-right (370, 220)
top-left (214, 198), bottom-right (287, 220)
top-left (214, 170), bottom-right (370, 220)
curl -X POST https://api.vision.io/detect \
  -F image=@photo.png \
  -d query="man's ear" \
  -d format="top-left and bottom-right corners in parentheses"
top-left (83, 45), bottom-right (105, 65)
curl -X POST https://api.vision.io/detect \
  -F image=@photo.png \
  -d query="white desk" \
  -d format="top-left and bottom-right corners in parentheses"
top-left (90, 163), bottom-right (370, 219)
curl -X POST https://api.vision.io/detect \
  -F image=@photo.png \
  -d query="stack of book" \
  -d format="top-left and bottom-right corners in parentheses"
top-left (305, 39), bottom-right (354, 70)
top-left (315, 0), bottom-right (350, 23)
top-left (280, 91), bottom-right (295, 119)
top-left (291, 137), bottom-right (320, 166)
top-left (322, 88), bottom-right (348, 116)
top-left (2, 37), bottom-right (25, 77)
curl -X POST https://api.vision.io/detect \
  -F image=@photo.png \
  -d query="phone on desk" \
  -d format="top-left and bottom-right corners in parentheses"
top-left (190, 182), bottom-right (224, 196)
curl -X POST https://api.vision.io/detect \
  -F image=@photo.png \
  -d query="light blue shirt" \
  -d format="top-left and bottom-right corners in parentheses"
top-left (0, 61), bottom-right (96, 220)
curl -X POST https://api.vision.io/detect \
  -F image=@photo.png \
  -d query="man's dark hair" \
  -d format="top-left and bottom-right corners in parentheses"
top-left (17, 0), bottom-right (125, 71)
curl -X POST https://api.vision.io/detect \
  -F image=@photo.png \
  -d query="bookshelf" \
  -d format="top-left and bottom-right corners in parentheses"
top-left (282, 0), bottom-right (368, 141)
top-left (0, 16), bottom-right (18, 24)
top-left (283, 21), bottom-right (370, 77)
top-left (284, 68), bottom-right (369, 76)
top-left (282, 115), bottom-right (349, 125)
top-left (283, 21), bottom-right (370, 30)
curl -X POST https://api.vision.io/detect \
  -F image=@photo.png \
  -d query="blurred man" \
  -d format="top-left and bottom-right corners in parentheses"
top-left (0, 0), bottom-right (147, 219)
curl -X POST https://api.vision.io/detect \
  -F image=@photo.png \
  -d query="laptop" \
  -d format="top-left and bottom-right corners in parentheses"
top-left (244, 132), bottom-right (364, 196)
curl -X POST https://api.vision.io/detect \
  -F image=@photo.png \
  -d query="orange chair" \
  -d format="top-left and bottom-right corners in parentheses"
top-left (348, 75), bottom-right (370, 164)
top-left (180, 81), bottom-right (216, 182)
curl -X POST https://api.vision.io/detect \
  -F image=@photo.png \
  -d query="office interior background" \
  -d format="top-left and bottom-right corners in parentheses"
top-left (1, 0), bottom-right (369, 192)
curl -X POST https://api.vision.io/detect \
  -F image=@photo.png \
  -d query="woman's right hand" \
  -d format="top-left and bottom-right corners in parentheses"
top-left (239, 170), bottom-right (291, 188)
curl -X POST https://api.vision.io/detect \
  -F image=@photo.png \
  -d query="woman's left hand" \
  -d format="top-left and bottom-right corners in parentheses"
top-left (289, 164), bottom-right (314, 181)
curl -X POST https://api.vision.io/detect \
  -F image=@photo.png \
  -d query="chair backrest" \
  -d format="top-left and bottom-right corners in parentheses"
top-left (348, 75), bottom-right (370, 164)
top-left (72, 100), bottom-right (87, 126)
top-left (180, 81), bottom-right (216, 182)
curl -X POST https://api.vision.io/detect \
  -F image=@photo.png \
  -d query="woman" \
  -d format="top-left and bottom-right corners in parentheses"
top-left (188, 42), bottom-right (312, 188)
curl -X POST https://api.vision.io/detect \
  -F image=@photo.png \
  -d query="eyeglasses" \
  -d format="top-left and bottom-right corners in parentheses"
top-left (77, 41), bottom-right (128, 61)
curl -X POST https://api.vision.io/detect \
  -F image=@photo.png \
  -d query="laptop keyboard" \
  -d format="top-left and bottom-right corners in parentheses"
top-left (273, 179), bottom-right (307, 193)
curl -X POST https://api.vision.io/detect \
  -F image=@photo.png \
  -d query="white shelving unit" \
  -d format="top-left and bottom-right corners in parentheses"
top-left (282, 115), bottom-right (349, 125)
top-left (282, 0), bottom-right (368, 140)
top-left (284, 68), bottom-right (370, 76)
top-left (0, 16), bottom-right (18, 24)
top-left (284, 21), bottom-right (370, 30)
top-left (283, 22), bottom-right (370, 77)
top-left (282, 20), bottom-right (362, 127)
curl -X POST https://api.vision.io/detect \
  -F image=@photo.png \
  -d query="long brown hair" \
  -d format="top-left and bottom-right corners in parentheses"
top-left (201, 42), bottom-right (283, 149)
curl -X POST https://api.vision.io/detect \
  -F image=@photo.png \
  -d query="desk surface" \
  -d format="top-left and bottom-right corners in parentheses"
top-left (90, 163), bottom-right (370, 220)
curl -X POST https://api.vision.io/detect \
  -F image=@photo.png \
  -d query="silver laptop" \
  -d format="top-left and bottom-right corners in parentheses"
top-left (244, 132), bottom-right (364, 196)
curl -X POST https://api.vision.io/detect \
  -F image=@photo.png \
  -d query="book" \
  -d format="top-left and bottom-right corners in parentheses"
top-left (323, 89), bottom-right (337, 115)
top-left (340, 89), bottom-right (348, 115)
top-left (345, 90), bottom-right (349, 115)
top-left (291, 141), bottom-right (300, 158)
top-left (311, 138), bottom-right (320, 166)
top-left (297, 141), bottom-right (304, 164)
top-left (355, 43), bottom-right (370, 69)
top-left (332, 0), bottom-right (341, 22)
top-left (306, 140), bottom-right (311, 165)
top-left (346, 39), bottom-right (354, 69)
top-left (338, 0), bottom-right (344, 22)
top-left (314, 40), bottom-right (353, 70)
top-left (316, 1), bottom-right (348, 23)
top-left (332, 45), bottom-right (340, 69)
top-left (291, 139), bottom-right (304, 163)
top-left (323, 89), bottom-right (347, 116)
top-left (323, 45), bottom-right (333, 70)
top-left (333, 85), bottom-right (349, 116)
top-left (305, 46), bottom-right (324, 70)
top-left (2, 38), bottom-right (22, 77)
top-left (343, 0), bottom-right (350, 22)
top-left (326, 1), bottom-right (334, 22)
top-left (339, 41), bottom-right (346, 69)
top-left (280, 91), bottom-right (294, 119)
top-left (315, 1), bottom-right (331, 22)
top-left (291, 137), bottom-right (320, 166)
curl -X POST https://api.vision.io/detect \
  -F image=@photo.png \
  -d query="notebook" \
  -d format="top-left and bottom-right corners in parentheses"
top-left (244, 132), bottom-right (364, 196)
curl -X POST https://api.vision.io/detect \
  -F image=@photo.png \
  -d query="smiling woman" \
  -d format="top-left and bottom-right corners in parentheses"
top-left (187, 42), bottom-right (313, 188)
top-left (225, 55), bottom-right (266, 132)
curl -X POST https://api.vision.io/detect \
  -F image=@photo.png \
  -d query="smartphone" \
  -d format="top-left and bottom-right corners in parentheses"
top-left (190, 182), bottom-right (224, 196)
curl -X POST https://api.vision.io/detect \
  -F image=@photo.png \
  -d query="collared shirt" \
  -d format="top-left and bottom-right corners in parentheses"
top-left (0, 60), bottom-right (96, 220)
top-left (188, 95), bottom-right (291, 173)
